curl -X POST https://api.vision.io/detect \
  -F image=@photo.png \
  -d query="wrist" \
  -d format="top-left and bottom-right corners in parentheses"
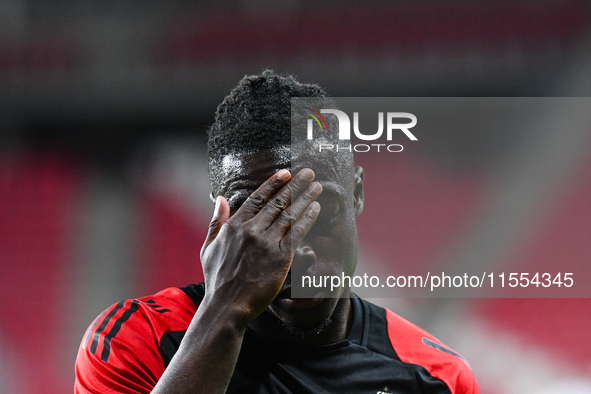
top-left (197, 292), bottom-right (252, 332)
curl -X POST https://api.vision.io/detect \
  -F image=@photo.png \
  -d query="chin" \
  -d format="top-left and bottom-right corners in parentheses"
top-left (267, 295), bottom-right (340, 335)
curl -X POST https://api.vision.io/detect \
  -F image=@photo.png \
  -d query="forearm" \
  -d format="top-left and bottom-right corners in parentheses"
top-left (151, 296), bottom-right (246, 394)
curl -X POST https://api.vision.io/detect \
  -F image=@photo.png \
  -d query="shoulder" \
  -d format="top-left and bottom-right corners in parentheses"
top-left (379, 304), bottom-right (479, 394)
top-left (75, 284), bottom-right (205, 394)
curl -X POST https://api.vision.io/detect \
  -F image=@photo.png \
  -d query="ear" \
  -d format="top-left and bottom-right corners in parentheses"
top-left (353, 166), bottom-right (364, 217)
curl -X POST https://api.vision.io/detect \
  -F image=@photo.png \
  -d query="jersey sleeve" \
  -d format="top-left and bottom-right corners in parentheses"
top-left (74, 288), bottom-right (197, 394)
top-left (385, 309), bottom-right (480, 394)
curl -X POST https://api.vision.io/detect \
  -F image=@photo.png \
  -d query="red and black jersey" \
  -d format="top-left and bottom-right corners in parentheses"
top-left (75, 283), bottom-right (479, 393)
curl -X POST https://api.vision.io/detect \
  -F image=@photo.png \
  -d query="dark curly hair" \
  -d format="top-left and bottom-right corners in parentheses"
top-left (207, 70), bottom-right (349, 195)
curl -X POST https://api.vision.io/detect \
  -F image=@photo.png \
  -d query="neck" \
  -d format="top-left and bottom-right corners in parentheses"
top-left (248, 295), bottom-right (352, 345)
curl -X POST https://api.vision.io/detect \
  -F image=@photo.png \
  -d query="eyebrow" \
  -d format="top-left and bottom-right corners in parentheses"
top-left (225, 175), bottom-right (347, 211)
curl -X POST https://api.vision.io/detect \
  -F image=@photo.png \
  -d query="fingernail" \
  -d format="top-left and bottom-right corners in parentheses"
top-left (212, 196), bottom-right (220, 218)
top-left (310, 201), bottom-right (320, 212)
top-left (300, 169), bottom-right (314, 181)
top-left (310, 182), bottom-right (322, 192)
top-left (278, 169), bottom-right (291, 180)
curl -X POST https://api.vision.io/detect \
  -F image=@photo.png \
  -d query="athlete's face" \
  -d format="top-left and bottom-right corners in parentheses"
top-left (216, 148), bottom-right (364, 332)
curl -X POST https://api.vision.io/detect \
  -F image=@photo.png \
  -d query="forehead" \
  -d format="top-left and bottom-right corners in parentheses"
top-left (220, 147), bottom-right (351, 208)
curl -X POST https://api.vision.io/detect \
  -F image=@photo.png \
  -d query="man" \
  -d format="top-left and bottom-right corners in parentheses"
top-left (75, 70), bottom-right (479, 393)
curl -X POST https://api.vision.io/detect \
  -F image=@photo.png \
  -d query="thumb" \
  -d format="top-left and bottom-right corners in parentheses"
top-left (201, 196), bottom-right (230, 259)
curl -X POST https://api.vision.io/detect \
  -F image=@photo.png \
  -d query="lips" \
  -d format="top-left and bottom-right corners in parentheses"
top-left (277, 284), bottom-right (323, 299)
top-left (276, 295), bottom-right (322, 311)
top-left (274, 286), bottom-right (326, 311)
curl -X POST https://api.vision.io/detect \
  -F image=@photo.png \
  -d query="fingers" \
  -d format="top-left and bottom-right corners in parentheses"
top-left (200, 196), bottom-right (230, 260)
top-left (232, 169), bottom-right (291, 222)
top-left (281, 201), bottom-right (321, 253)
top-left (255, 168), bottom-right (317, 226)
top-left (268, 180), bottom-right (322, 234)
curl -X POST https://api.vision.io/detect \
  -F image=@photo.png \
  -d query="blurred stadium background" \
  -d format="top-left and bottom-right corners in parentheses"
top-left (1, 0), bottom-right (591, 392)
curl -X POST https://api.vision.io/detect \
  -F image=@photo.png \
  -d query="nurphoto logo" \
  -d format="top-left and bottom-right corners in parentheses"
top-left (303, 107), bottom-right (417, 153)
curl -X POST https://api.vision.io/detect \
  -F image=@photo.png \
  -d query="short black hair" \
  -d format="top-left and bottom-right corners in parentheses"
top-left (207, 70), bottom-right (349, 195)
